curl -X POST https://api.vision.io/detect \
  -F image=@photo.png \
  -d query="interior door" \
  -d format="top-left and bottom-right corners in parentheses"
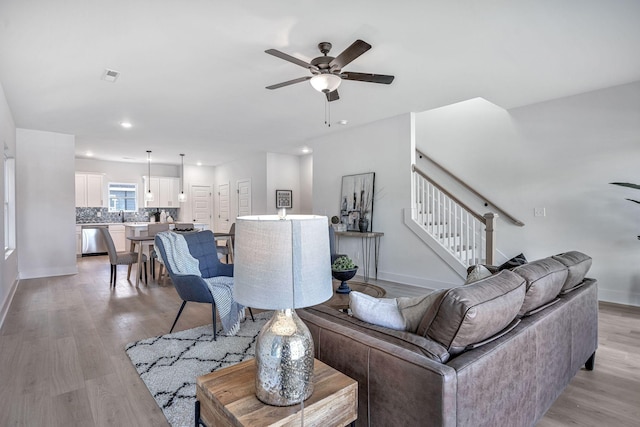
top-left (237, 178), bottom-right (251, 217)
top-left (217, 182), bottom-right (230, 232)
top-left (190, 185), bottom-right (212, 230)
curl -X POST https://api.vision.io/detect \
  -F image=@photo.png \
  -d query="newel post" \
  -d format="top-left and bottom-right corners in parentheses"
top-left (484, 212), bottom-right (498, 265)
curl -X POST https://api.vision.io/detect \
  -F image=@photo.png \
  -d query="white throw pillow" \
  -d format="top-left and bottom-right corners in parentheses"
top-left (349, 291), bottom-right (405, 330)
top-left (465, 264), bottom-right (493, 284)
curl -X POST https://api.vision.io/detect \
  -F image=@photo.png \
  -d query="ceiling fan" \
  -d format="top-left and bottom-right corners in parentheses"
top-left (265, 39), bottom-right (394, 102)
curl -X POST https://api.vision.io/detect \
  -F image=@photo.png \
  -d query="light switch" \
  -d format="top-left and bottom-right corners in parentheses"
top-left (534, 208), bottom-right (546, 217)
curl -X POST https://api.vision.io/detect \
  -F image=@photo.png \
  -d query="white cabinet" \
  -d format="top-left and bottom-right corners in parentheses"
top-left (108, 224), bottom-right (126, 252)
top-left (144, 176), bottom-right (179, 208)
top-left (76, 173), bottom-right (105, 207)
top-left (76, 226), bottom-right (82, 256)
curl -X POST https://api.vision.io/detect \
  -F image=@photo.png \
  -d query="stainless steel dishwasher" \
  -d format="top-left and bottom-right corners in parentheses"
top-left (81, 225), bottom-right (109, 256)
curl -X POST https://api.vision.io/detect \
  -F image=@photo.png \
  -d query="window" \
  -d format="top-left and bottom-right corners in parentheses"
top-left (108, 182), bottom-right (137, 212)
top-left (4, 155), bottom-right (15, 252)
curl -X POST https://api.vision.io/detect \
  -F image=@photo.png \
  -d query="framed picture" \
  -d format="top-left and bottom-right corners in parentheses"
top-left (340, 172), bottom-right (375, 232)
top-left (276, 190), bottom-right (292, 209)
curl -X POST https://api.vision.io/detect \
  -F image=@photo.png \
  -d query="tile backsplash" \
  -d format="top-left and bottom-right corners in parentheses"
top-left (76, 207), bottom-right (179, 224)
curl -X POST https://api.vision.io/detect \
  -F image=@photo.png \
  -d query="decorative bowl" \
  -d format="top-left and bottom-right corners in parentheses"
top-left (331, 268), bottom-right (358, 294)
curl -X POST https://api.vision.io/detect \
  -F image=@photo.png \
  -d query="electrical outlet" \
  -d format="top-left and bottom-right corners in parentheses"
top-left (534, 208), bottom-right (546, 217)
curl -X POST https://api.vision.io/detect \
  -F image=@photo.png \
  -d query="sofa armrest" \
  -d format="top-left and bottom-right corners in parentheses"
top-left (299, 306), bottom-right (457, 427)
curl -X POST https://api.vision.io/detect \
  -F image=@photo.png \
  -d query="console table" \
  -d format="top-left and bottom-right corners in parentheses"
top-left (196, 358), bottom-right (357, 427)
top-left (334, 231), bottom-right (384, 282)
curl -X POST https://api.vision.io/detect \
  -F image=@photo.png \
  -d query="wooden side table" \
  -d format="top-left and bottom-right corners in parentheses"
top-left (196, 358), bottom-right (357, 427)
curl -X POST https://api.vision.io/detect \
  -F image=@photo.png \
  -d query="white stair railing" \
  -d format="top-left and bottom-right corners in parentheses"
top-left (412, 165), bottom-right (497, 268)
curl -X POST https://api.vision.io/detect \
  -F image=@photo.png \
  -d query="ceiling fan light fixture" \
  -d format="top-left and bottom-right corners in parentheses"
top-left (310, 74), bottom-right (341, 93)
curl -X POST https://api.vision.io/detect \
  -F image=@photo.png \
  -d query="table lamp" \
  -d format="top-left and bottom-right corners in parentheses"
top-left (233, 214), bottom-right (333, 406)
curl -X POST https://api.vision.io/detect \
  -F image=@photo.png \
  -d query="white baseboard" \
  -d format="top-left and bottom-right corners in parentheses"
top-left (19, 265), bottom-right (78, 279)
top-left (598, 287), bottom-right (640, 307)
top-left (0, 278), bottom-right (19, 330)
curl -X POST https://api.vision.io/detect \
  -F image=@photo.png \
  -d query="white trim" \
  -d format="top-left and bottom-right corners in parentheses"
top-left (0, 277), bottom-right (19, 330)
top-left (19, 265), bottom-right (78, 279)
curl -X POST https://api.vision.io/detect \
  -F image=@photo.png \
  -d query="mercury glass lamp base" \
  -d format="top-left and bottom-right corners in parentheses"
top-left (254, 309), bottom-right (315, 406)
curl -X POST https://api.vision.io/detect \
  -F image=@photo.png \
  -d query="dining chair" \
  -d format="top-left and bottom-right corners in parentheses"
top-left (216, 222), bottom-right (235, 263)
top-left (148, 223), bottom-right (170, 280)
top-left (100, 227), bottom-right (147, 287)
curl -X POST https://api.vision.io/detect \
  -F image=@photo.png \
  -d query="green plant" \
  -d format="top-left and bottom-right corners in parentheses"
top-left (610, 182), bottom-right (640, 204)
top-left (331, 256), bottom-right (356, 271)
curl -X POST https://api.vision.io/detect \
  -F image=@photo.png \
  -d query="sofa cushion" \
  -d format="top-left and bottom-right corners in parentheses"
top-left (511, 257), bottom-right (568, 316)
top-left (498, 253), bottom-right (528, 270)
top-left (416, 270), bottom-right (526, 356)
top-left (552, 251), bottom-right (592, 293)
top-left (350, 291), bottom-right (445, 332)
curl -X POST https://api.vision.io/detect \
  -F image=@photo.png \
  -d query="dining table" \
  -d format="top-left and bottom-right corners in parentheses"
top-left (127, 235), bottom-right (156, 287)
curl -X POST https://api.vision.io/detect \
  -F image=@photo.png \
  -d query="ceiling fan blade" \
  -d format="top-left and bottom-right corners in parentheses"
top-left (329, 39), bottom-right (371, 71)
top-left (265, 49), bottom-right (319, 72)
top-left (341, 72), bottom-right (395, 84)
top-left (266, 76), bottom-right (312, 90)
top-left (326, 90), bottom-right (340, 102)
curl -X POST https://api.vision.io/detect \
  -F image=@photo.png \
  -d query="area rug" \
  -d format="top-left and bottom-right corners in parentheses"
top-left (125, 311), bottom-right (271, 427)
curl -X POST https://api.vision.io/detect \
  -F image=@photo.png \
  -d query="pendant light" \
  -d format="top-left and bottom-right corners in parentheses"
top-left (178, 153), bottom-right (187, 202)
top-left (145, 150), bottom-right (154, 202)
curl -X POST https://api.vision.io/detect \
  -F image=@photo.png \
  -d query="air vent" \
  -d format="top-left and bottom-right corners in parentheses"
top-left (101, 69), bottom-right (120, 83)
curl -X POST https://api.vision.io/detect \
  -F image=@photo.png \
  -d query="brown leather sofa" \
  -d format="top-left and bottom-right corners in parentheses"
top-left (299, 251), bottom-right (597, 427)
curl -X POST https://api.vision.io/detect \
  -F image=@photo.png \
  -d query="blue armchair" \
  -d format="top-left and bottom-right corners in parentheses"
top-left (155, 230), bottom-right (253, 340)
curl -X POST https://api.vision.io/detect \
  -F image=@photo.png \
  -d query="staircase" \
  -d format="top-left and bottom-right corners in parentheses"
top-left (405, 164), bottom-right (498, 278)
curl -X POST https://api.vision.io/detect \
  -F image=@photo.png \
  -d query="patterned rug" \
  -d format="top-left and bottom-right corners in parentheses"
top-left (125, 311), bottom-right (271, 427)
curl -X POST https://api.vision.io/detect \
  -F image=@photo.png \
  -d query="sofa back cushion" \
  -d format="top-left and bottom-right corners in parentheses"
top-left (416, 270), bottom-right (526, 356)
top-left (552, 251), bottom-right (592, 293)
top-left (511, 257), bottom-right (568, 316)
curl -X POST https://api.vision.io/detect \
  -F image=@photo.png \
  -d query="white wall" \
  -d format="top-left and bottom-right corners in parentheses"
top-left (299, 154), bottom-right (313, 213)
top-left (311, 114), bottom-right (462, 289)
top-left (415, 81), bottom-right (640, 306)
top-left (17, 129), bottom-right (77, 278)
top-left (266, 153), bottom-right (302, 214)
top-left (213, 153), bottom-right (268, 230)
top-left (0, 81), bottom-right (18, 326)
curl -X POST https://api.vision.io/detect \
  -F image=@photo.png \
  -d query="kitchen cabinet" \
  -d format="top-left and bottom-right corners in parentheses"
top-left (76, 226), bottom-right (82, 256)
top-left (76, 173), bottom-right (105, 207)
top-left (144, 176), bottom-right (179, 208)
top-left (108, 224), bottom-right (126, 252)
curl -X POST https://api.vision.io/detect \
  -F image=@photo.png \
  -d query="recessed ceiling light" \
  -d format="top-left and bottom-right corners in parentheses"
top-left (301, 148), bottom-right (310, 154)
top-left (197, 162), bottom-right (202, 166)
top-left (120, 122), bottom-right (132, 129)
top-left (338, 119), bottom-right (348, 125)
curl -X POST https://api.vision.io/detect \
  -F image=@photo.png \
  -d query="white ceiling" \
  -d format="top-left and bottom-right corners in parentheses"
top-left (1, 0), bottom-right (639, 166)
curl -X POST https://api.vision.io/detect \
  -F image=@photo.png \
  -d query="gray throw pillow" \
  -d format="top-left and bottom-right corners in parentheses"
top-left (350, 290), bottom-right (443, 332)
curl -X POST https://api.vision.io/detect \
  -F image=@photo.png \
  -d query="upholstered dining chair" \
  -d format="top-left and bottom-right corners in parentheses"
top-left (155, 229), bottom-right (254, 340)
top-left (216, 222), bottom-right (235, 263)
top-left (99, 227), bottom-right (147, 287)
top-left (148, 223), bottom-right (170, 280)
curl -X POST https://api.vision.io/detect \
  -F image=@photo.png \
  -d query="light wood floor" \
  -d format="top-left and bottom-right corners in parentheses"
top-left (0, 256), bottom-right (638, 426)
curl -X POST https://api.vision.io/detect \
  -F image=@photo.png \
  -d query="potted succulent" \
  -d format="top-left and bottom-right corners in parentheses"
top-left (331, 255), bottom-right (358, 294)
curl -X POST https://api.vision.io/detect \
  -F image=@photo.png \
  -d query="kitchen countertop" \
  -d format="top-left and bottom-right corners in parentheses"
top-left (76, 222), bottom-right (207, 227)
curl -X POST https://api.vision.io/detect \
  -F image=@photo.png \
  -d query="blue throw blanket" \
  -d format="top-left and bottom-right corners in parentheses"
top-left (156, 231), bottom-right (245, 336)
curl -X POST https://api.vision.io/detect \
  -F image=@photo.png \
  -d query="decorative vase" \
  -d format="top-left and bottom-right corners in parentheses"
top-left (332, 268), bottom-right (358, 294)
top-left (358, 217), bottom-right (369, 233)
